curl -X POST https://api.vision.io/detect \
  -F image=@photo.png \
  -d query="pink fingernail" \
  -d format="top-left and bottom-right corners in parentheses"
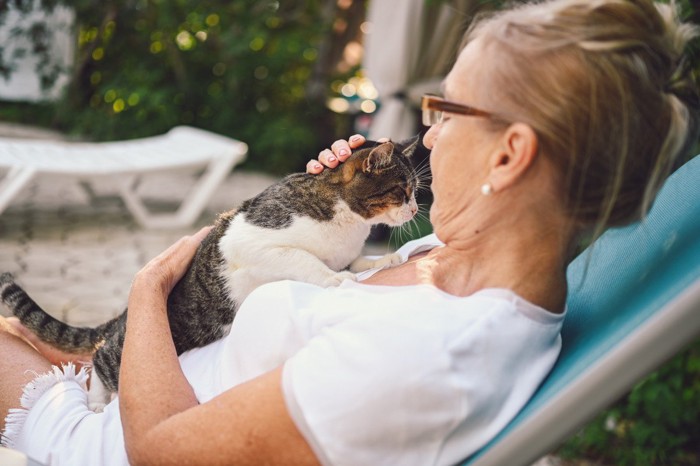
top-left (328, 155), bottom-right (337, 162)
top-left (314, 164), bottom-right (322, 170)
top-left (338, 149), bottom-right (348, 157)
top-left (350, 135), bottom-right (362, 142)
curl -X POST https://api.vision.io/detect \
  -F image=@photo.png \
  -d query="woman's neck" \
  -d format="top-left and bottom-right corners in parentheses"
top-left (361, 207), bottom-right (576, 313)
top-left (426, 215), bottom-right (574, 313)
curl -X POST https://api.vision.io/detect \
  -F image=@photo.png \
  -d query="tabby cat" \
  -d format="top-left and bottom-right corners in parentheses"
top-left (0, 139), bottom-right (420, 410)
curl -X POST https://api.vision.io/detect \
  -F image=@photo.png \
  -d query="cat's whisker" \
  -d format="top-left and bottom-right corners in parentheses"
top-left (412, 167), bottom-right (433, 197)
top-left (400, 226), bottom-right (409, 246)
top-left (416, 185), bottom-right (432, 196)
top-left (392, 224), bottom-right (407, 250)
top-left (389, 226), bottom-right (398, 249)
top-left (412, 168), bottom-right (429, 183)
top-left (396, 223), bottom-right (408, 247)
top-left (413, 156), bottom-right (431, 173)
top-left (413, 162), bottom-right (431, 180)
top-left (414, 166), bottom-right (432, 181)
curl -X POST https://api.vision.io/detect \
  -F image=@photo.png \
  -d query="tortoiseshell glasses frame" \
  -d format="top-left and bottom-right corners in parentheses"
top-left (421, 94), bottom-right (505, 126)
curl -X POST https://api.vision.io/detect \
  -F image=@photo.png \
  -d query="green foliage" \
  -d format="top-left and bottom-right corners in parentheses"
top-left (1, 0), bottom-right (358, 174)
top-left (0, 101), bottom-right (55, 128)
top-left (558, 340), bottom-right (700, 465)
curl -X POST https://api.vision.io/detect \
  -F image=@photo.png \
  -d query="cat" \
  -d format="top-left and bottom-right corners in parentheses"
top-left (0, 138), bottom-right (421, 410)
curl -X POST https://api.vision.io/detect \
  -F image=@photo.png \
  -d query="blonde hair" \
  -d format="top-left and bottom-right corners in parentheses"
top-left (464, 0), bottom-right (699, 234)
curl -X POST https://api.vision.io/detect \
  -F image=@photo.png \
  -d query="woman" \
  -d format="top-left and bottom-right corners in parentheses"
top-left (1, 0), bottom-right (698, 464)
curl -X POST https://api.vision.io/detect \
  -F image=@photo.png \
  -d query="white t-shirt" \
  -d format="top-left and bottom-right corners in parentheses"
top-left (8, 234), bottom-right (565, 466)
top-left (181, 234), bottom-right (565, 466)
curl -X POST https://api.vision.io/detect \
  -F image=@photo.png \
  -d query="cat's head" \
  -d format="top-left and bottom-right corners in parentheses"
top-left (328, 137), bottom-right (420, 226)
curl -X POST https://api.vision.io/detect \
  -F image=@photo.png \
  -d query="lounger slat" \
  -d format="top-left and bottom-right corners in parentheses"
top-left (0, 126), bottom-right (248, 228)
top-left (0, 127), bottom-right (247, 175)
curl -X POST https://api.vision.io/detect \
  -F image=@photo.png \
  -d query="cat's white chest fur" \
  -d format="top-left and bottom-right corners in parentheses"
top-left (218, 201), bottom-right (375, 305)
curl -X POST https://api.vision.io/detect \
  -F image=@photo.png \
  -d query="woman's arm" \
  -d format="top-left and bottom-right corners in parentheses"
top-left (119, 227), bottom-right (318, 465)
top-left (119, 228), bottom-right (206, 461)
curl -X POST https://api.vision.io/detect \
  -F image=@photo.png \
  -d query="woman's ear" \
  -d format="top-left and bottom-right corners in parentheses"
top-left (488, 123), bottom-right (538, 192)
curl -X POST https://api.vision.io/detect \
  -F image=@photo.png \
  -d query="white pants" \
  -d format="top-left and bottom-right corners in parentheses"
top-left (3, 364), bottom-right (129, 466)
top-left (2, 340), bottom-right (228, 466)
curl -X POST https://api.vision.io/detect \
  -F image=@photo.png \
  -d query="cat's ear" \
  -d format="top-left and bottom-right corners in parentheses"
top-left (341, 160), bottom-right (358, 183)
top-left (396, 135), bottom-right (420, 158)
top-left (362, 142), bottom-right (394, 173)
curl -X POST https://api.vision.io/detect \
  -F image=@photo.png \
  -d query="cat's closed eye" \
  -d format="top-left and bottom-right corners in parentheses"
top-left (395, 186), bottom-right (411, 201)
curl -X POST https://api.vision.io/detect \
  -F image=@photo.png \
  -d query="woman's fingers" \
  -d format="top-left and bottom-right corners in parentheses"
top-left (330, 139), bottom-right (351, 162)
top-left (306, 159), bottom-right (324, 174)
top-left (135, 226), bottom-right (213, 295)
top-left (191, 225), bottom-right (213, 243)
top-left (154, 226), bottom-right (211, 269)
top-left (307, 148), bottom-right (340, 172)
top-left (347, 134), bottom-right (366, 149)
top-left (306, 134), bottom-right (369, 174)
top-left (319, 149), bottom-right (339, 168)
top-left (331, 134), bottom-right (366, 161)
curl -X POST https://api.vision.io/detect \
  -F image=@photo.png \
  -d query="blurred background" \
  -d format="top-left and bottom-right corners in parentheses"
top-left (0, 0), bottom-right (699, 464)
top-left (0, 0), bottom-right (483, 175)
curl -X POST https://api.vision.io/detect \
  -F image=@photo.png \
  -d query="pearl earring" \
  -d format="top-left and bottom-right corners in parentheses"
top-left (481, 183), bottom-right (493, 196)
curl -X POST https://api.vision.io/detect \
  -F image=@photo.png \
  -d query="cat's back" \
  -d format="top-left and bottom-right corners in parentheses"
top-left (222, 171), bottom-right (369, 270)
top-left (238, 173), bottom-right (341, 229)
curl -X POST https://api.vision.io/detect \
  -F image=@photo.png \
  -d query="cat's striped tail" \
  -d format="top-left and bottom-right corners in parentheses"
top-left (0, 272), bottom-right (118, 353)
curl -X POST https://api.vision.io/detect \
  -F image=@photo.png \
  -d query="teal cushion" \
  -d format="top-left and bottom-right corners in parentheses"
top-left (462, 154), bottom-right (700, 464)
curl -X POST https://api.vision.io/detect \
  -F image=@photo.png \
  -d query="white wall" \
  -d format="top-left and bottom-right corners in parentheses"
top-left (0, 2), bottom-right (75, 102)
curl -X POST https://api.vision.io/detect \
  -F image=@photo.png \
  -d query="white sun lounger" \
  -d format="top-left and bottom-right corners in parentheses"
top-left (0, 126), bottom-right (248, 229)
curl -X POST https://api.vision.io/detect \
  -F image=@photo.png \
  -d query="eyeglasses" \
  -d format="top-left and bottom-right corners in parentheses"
top-left (421, 94), bottom-right (504, 126)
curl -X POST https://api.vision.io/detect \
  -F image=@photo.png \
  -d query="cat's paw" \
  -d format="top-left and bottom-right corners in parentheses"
top-left (89, 401), bottom-right (107, 413)
top-left (374, 252), bottom-right (403, 269)
top-left (349, 252), bottom-right (403, 273)
top-left (323, 271), bottom-right (357, 287)
top-left (87, 373), bottom-right (111, 412)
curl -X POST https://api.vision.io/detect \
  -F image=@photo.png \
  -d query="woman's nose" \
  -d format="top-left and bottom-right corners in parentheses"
top-left (423, 124), bottom-right (438, 150)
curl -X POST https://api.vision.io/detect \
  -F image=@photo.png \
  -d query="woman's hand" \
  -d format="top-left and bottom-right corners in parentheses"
top-left (130, 226), bottom-right (213, 302)
top-left (306, 134), bottom-right (366, 174)
top-left (1, 316), bottom-right (92, 367)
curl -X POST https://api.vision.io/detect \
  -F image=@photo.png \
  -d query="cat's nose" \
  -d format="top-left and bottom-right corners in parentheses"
top-left (410, 200), bottom-right (418, 216)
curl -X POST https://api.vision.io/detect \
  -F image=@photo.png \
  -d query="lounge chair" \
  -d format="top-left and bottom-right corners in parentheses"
top-left (1, 156), bottom-right (698, 465)
top-left (0, 126), bottom-right (248, 229)
top-left (463, 154), bottom-right (700, 465)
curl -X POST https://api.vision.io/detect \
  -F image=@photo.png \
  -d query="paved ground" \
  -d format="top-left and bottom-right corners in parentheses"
top-left (0, 123), bottom-right (280, 325)
top-left (0, 170), bottom-right (286, 326)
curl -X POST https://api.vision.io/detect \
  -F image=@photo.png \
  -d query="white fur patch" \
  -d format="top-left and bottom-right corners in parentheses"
top-left (218, 201), bottom-right (371, 304)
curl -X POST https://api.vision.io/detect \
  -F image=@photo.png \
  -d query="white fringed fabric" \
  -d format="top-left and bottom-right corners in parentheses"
top-left (1, 363), bottom-right (88, 449)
